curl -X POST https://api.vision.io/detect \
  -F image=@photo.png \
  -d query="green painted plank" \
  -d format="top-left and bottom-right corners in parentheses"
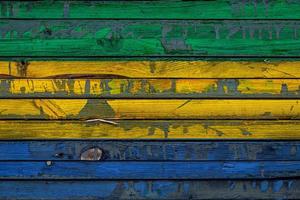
top-left (1, 0), bottom-right (300, 19)
top-left (1, 20), bottom-right (300, 57)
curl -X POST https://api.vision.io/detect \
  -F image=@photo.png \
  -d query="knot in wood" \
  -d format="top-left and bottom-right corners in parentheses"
top-left (46, 161), bottom-right (52, 166)
top-left (80, 147), bottom-right (103, 161)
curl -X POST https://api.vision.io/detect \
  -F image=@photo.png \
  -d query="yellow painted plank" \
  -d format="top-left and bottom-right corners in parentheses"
top-left (0, 99), bottom-right (300, 119)
top-left (1, 61), bottom-right (300, 78)
top-left (1, 78), bottom-right (300, 98)
top-left (0, 120), bottom-right (299, 139)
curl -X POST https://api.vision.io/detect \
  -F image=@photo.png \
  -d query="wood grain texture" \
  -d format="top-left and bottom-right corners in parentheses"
top-left (2, 78), bottom-right (300, 98)
top-left (0, 99), bottom-right (300, 119)
top-left (2, 179), bottom-right (299, 199)
top-left (2, 61), bottom-right (300, 78)
top-left (1, 120), bottom-right (300, 139)
top-left (1, 20), bottom-right (300, 57)
top-left (1, 0), bottom-right (300, 19)
top-left (0, 161), bottom-right (299, 179)
top-left (0, 141), bottom-right (300, 161)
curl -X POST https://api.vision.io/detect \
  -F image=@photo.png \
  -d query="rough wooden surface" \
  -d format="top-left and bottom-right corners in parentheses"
top-left (2, 0), bottom-right (300, 19)
top-left (2, 20), bottom-right (300, 57)
top-left (0, 99), bottom-right (300, 119)
top-left (3, 78), bottom-right (300, 98)
top-left (0, 141), bottom-right (299, 161)
top-left (1, 120), bottom-right (300, 139)
top-left (0, 161), bottom-right (300, 179)
top-left (2, 179), bottom-right (299, 199)
top-left (1, 1), bottom-right (300, 199)
top-left (2, 61), bottom-right (300, 78)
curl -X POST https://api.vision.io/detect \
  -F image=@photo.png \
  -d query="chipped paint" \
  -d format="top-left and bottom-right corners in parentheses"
top-left (2, 0), bottom-right (300, 20)
top-left (2, 179), bottom-right (299, 199)
top-left (1, 20), bottom-right (300, 56)
top-left (0, 99), bottom-right (300, 120)
top-left (2, 78), bottom-right (300, 98)
top-left (0, 120), bottom-right (300, 139)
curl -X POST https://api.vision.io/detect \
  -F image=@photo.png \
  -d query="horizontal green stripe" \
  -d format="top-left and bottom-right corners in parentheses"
top-left (1, 0), bottom-right (300, 19)
top-left (1, 20), bottom-right (300, 57)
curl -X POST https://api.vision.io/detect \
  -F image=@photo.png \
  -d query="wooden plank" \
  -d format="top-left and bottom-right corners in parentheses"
top-left (1, 20), bottom-right (300, 57)
top-left (1, 141), bottom-right (300, 161)
top-left (2, 78), bottom-right (300, 98)
top-left (0, 99), bottom-right (300, 119)
top-left (1, 179), bottom-right (299, 199)
top-left (1, 0), bottom-right (300, 19)
top-left (2, 61), bottom-right (300, 78)
top-left (1, 120), bottom-right (300, 139)
top-left (0, 161), bottom-right (299, 179)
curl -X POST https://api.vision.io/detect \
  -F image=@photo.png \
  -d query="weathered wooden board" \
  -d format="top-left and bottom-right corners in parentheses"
top-left (1, 120), bottom-right (300, 139)
top-left (1, 20), bottom-right (300, 57)
top-left (2, 0), bottom-right (300, 199)
top-left (2, 61), bottom-right (300, 78)
top-left (0, 161), bottom-right (299, 179)
top-left (0, 99), bottom-right (300, 119)
top-left (1, 141), bottom-right (300, 161)
top-left (2, 78), bottom-right (300, 98)
top-left (1, 0), bottom-right (300, 19)
top-left (1, 179), bottom-right (299, 199)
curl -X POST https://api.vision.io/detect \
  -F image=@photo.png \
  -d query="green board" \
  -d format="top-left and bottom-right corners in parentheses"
top-left (1, 0), bottom-right (300, 19)
top-left (1, 20), bottom-right (300, 57)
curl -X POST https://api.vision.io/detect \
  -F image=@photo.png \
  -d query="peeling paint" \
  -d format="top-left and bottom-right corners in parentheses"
top-left (78, 99), bottom-right (115, 119)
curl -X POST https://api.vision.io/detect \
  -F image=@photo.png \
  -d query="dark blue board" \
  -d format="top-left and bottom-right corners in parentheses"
top-left (0, 141), bottom-right (299, 161)
top-left (0, 161), bottom-right (300, 179)
top-left (0, 180), bottom-right (299, 199)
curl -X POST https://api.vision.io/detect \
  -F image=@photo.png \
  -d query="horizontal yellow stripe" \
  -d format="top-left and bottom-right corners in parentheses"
top-left (1, 61), bottom-right (300, 78)
top-left (1, 78), bottom-right (299, 97)
top-left (0, 99), bottom-right (299, 119)
top-left (0, 120), bottom-right (299, 139)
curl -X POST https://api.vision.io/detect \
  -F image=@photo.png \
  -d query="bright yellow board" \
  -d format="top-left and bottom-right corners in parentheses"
top-left (1, 61), bottom-right (300, 78)
top-left (0, 99), bottom-right (299, 119)
top-left (0, 120), bottom-right (299, 139)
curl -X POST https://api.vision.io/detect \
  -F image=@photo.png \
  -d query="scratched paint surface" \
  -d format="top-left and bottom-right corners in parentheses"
top-left (1, 0), bottom-right (300, 19)
top-left (1, 78), bottom-right (300, 98)
top-left (0, 120), bottom-right (300, 139)
top-left (1, 99), bottom-right (300, 119)
top-left (0, 141), bottom-right (299, 161)
top-left (1, 61), bottom-right (300, 78)
top-left (1, 180), bottom-right (299, 199)
top-left (1, 1), bottom-right (300, 199)
top-left (1, 20), bottom-right (300, 56)
top-left (1, 161), bottom-right (300, 179)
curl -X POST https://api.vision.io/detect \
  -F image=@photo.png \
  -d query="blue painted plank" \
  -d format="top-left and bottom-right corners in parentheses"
top-left (0, 180), bottom-right (299, 199)
top-left (0, 141), bottom-right (299, 161)
top-left (0, 161), bottom-right (300, 179)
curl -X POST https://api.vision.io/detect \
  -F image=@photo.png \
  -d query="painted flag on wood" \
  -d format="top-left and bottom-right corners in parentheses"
top-left (0, 1), bottom-right (299, 199)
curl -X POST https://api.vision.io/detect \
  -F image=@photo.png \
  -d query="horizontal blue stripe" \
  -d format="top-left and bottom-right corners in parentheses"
top-left (0, 161), bottom-right (299, 179)
top-left (0, 180), bottom-right (299, 199)
top-left (0, 141), bottom-right (299, 161)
